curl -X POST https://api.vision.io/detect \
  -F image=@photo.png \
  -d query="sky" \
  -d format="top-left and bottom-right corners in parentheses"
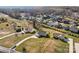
top-left (0, 0), bottom-right (79, 6)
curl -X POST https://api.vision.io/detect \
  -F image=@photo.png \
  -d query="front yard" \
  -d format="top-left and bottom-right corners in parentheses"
top-left (0, 33), bottom-right (33, 48)
top-left (16, 38), bottom-right (69, 53)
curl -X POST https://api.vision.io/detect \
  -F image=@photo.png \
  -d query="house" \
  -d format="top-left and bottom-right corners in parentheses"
top-left (69, 20), bottom-right (77, 26)
top-left (43, 20), bottom-right (48, 24)
top-left (71, 12), bottom-right (79, 19)
top-left (22, 28), bottom-right (35, 34)
top-left (28, 16), bottom-right (35, 20)
top-left (49, 15), bottom-right (58, 20)
top-left (56, 18), bottom-right (63, 22)
top-left (35, 31), bottom-right (48, 38)
top-left (47, 21), bottom-right (59, 27)
top-left (36, 17), bottom-right (43, 22)
top-left (53, 33), bottom-right (68, 42)
top-left (63, 20), bottom-right (70, 24)
top-left (77, 26), bottom-right (79, 33)
top-left (20, 16), bottom-right (28, 20)
top-left (62, 26), bottom-right (69, 30)
top-left (69, 25), bottom-right (79, 33)
top-left (69, 21), bottom-right (74, 25)
top-left (60, 23), bottom-right (69, 30)
top-left (43, 15), bottom-right (50, 19)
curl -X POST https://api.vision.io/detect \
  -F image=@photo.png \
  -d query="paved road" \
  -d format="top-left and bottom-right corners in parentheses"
top-left (0, 31), bottom-right (24, 40)
top-left (10, 35), bottom-right (37, 49)
top-left (68, 38), bottom-right (74, 53)
top-left (0, 46), bottom-right (18, 53)
top-left (0, 33), bottom-right (16, 39)
top-left (16, 35), bottom-right (37, 46)
top-left (75, 43), bottom-right (79, 53)
top-left (9, 35), bottom-right (37, 52)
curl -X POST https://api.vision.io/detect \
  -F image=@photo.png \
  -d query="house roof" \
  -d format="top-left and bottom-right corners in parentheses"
top-left (37, 31), bottom-right (47, 36)
top-left (47, 21), bottom-right (59, 26)
top-left (77, 26), bottom-right (79, 30)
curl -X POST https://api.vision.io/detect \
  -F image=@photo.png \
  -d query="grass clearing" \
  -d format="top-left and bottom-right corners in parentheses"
top-left (16, 38), bottom-right (69, 53)
top-left (54, 39), bottom-right (69, 53)
top-left (0, 33), bottom-right (33, 48)
top-left (64, 17), bottom-right (73, 20)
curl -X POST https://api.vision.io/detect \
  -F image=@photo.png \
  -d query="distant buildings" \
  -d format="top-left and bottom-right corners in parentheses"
top-left (47, 21), bottom-right (59, 27)
top-left (21, 28), bottom-right (35, 34)
top-left (69, 25), bottom-right (79, 33)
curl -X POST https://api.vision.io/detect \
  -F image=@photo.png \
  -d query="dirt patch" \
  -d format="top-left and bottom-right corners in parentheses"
top-left (1, 39), bottom-right (14, 47)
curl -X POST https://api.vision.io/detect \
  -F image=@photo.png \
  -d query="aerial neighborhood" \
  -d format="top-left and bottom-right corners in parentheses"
top-left (0, 6), bottom-right (79, 53)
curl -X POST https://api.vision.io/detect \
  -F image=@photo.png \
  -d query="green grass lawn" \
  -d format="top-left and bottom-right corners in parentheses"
top-left (16, 38), bottom-right (69, 53)
top-left (65, 34), bottom-right (79, 43)
top-left (0, 22), bottom-right (10, 31)
top-left (60, 23), bottom-right (70, 27)
top-left (0, 33), bottom-right (33, 48)
top-left (16, 38), bottom-right (49, 53)
top-left (54, 39), bottom-right (69, 53)
top-left (64, 17), bottom-right (73, 21)
top-left (0, 22), bottom-right (14, 37)
top-left (0, 21), bottom-right (16, 33)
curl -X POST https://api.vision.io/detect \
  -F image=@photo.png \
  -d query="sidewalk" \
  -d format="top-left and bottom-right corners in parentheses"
top-left (75, 43), bottom-right (79, 53)
top-left (0, 33), bottom-right (15, 39)
top-left (68, 38), bottom-right (73, 53)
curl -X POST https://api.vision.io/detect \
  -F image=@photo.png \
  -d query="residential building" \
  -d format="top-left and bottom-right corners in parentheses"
top-left (35, 31), bottom-right (48, 38)
top-left (47, 21), bottom-right (59, 27)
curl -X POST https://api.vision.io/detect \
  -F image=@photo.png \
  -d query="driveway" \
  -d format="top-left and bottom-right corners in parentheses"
top-left (68, 38), bottom-right (73, 53)
top-left (0, 31), bottom-right (24, 40)
top-left (0, 33), bottom-right (16, 40)
top-left (9, 35), bottom-right (38, 52)
top-left (75, 43), bottom-right (79, 53)
top-left (16, 35), bottom-right (37, 46)
top-left (0, 46), bottom-right (18, 53)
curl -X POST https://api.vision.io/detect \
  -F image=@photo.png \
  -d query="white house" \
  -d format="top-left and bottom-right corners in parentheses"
top-left (69, 25), bottom-right (79, 33)
top-left (47, 21), bottom-right (59, 27)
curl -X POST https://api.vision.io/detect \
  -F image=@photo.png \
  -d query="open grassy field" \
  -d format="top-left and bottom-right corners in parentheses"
top-left (0, 22), bottom-right (14, 32)
top-left (0, 33), bottom-right (33, 48)
top-left (16, 38), bottom-right (69, 53)
top-left (0, 22), bottom-right (14, 37)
